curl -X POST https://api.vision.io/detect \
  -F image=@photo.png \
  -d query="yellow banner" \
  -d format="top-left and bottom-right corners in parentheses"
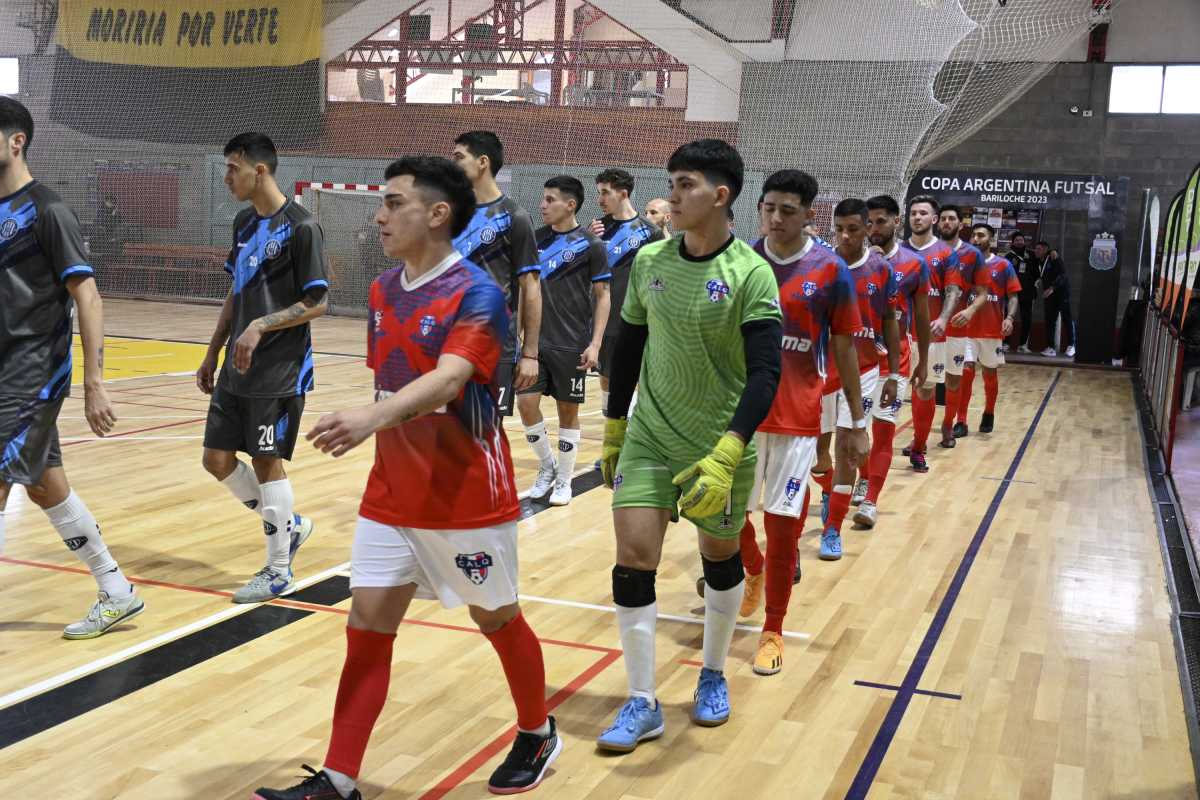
top-left (56, 1), bottom-right (321, 68)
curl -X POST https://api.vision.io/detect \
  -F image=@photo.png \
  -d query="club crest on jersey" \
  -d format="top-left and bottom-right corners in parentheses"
top-left (456, 551), bottom-right (494, 585)
top-left (480, 226), bottom-right (497, 244)
top-left (562, 247), bottom-right (576, 262)
top-left (648, 277), bottom-right (666, 292)
top-left (0, 218), bottom-right (17, 240)
top-left (706, 279), bottom-right (730, 303)
top-left (419, 314), bottom-right (437, 336)
top-left (802, 280), bottom-right (818, 297)
top-left (867, 282), bottom-right (878, 296)
top-left (894, 271), bottom-right (905, 281)
top-left (785, 477), bottom-right (803, 502)
top-left (863, 397), bottom-right (874, 413)
top-left (374, 311), bottom-right (383, 332)
top-left (265, 239), bottom-right (282, 260)
top-left (628, 232), bottom-right (643, 247)
top-left (614, 473), bottom-right (624, 489)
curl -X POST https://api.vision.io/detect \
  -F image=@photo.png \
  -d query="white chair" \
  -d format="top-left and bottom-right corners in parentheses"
top-left (1184, 366), bottom-right (1200, 412)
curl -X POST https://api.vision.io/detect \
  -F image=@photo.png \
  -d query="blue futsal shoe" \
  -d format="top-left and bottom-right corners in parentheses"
top-left (819, 528), bottom-right (843, 561)
top-left (821, 492), bottom-right (830, 525)
top-left (692, 667), bottom-right (731, 726)
top-left (596, 696), bottom-right (664, 753)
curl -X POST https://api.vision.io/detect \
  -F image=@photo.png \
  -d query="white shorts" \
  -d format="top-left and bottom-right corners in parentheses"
top-left (870, 371), bottom-right (909, 424)
top-left (926, 341), bottom-right (946, 385)
top-left (350, 516), bottom-right (519, 611)
top-left (821, 366), bottom-right (879, 432)
top-left (946, 337), bottom-right (974, 376)
top-left (971, 338), bottom-right (1005, 369)
top-left (750, 432), bottom-right (819, 518)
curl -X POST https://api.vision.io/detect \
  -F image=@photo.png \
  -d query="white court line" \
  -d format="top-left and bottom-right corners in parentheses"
top-left (517, 593), bottom-right (810, 641)
top-left (0, 560), bottom-right (350, 712)
top-left (59, 436), bottom-right (205, 442)
top-left (69, 370), bottom-right (195, 388)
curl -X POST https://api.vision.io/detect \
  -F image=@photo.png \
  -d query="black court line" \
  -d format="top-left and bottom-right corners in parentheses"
top-left (980, 476), bottom-right (1036, 485)
top-left (844, 370), bottom-right (1061, 799)
top-left (852, 680), bottom-right (962, 701)
top-left (0, 470), bottom-right (605, 751)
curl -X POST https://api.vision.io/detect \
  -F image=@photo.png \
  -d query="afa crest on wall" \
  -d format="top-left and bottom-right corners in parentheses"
top-left (1089, 233), bottom-right (1118, 271)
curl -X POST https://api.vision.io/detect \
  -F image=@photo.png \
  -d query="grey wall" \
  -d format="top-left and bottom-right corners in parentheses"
top-left (925, 62), bottom-right (1200, 327)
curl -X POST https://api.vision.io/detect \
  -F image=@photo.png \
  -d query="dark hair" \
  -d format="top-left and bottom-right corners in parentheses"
top-left (907, 194), bottom-right (939, 214)
top-left (384, 156), bottom-right (477, 238)
top-left (544, 175), bottom-right (585, 211)
top-left (972, 222), bottom-right (996, 237)
top-left (0, 96), bottom-right (34, 158)
top-left (595, 168), bottom-right (635, 196)
top-left (939, 204), bottom-right (963, 220)
top-left (454, 130), bottom-right (504, 176)
top-left (224, 132), bottom-right (278, 175)
top-left (761, 169), bottom-right (818, 206)
top-left (1035, 240), bottom-right (1051, 248)
top-left (833, 197), bottom-right (869, 221)
top-left (1011, 232), bottom-right (1025, 241)
top-left (666, 138), bottom-right (744, 205)
top-left (866, 194), bottom-right (901, 215)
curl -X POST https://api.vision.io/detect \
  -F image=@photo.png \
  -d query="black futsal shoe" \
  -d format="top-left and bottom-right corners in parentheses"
top-left (252, 765), bottom-right (361, 800)
top-left (979, 413), bottom-right (994, 434)
top-left (952, 422), bottom-right (968, 438)
top-left (488, 716), bottom-right (563, 794)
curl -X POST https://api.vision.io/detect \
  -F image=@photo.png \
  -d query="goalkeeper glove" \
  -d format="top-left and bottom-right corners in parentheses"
top-left (672, 433), bottom-right (745, 520)
top-left (601, 418), bottom-right (627, 489)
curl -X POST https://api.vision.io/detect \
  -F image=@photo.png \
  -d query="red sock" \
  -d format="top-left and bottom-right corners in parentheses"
top-left (866, 419), bottom-right (895, 504)
top-left (827, 485), bottom-right (851, 532)
top-left (911, 394), bottom-right (935, 451)
top-left (984, 370), bottom-right (999, 414)
top-left (485, 613), bottom-right (548, 732)
top-left (324, 626), bottom-right (397, 779)
top-left (811, 469), bottom-right (833, 496)
top-left (763, 513), bottom-right (799, 634)
top-left (740, 515), bottom-right (763, 576)
top-left (943, 384), bottom-right (960, 430)
top-left (957, 366), bottom-right (975, 424)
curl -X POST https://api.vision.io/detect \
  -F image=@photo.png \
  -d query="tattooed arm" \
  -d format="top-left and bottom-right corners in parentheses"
top-left (66, 275), bottom-right (117, 436)
top-left (233, 289), bottom-right (328, 373)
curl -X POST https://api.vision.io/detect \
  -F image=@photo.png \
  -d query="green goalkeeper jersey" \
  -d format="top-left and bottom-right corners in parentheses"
top-left (620, 234), bottom-right (781, 462)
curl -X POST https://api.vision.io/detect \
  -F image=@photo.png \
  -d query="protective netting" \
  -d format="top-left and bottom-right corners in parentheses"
top-left (0, 0), bottom-right (1117, 314)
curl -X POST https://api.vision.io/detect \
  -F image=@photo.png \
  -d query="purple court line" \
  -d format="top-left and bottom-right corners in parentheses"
top-left (852, 680), bottom-right (962, 701)
top-left (980, 476), bottom-right (1036, 485)
top-left (844, 370), bottom-right (1062, 800)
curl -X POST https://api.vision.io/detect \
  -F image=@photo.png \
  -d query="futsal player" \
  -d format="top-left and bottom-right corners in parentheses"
top-left (964, 223), bottom-right (1021, 432)
top-left (816, 199), bottom-right (899, 559)
top-left (450, 131), bottom-right (541, 416)
top-left (852, 195), bottom-right (930, 528)
top-left (254, 157), bottom-right (559, 800)
top-left (196, 132), bottom-right (328, 604)
top-left (902, 195), bottom-right (962, 459)
top-left (938, 204), bottom-right (987, 440)
top-left (0, 96), bottom-right (141, 639)
top-left (739, 170), bottom-right (862, 674)
top-left (518, 176), bottom-right (610, 506)
top-left (597, 139), bottom-right (781, 750)
top-left (644, 197), bottom-right (672, 235)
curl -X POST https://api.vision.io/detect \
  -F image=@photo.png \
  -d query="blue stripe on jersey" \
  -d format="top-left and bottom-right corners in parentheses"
top-left (275, 410), bottom-right (290, 445)
top-left (453, 206), bottom-right (513, 261)
top-left (0, 422), bottom-right (31, 471)
top-left (538, 234), bottom-right (593, 278)
top-left (60, 265), bottom-right (94, 280)
top-left (603, 219), bottom-right (653, 270)
top-left (0, 200), bottom-right (39, 270)
top-left (39, 350), bottom-right (73, 401)
top-left (593, 271), bottom-right (613, 282)
top-left (302, 278), bottom-right (329, 292)
top-left (295, 345), bottom-right (314, 395)
top-left (232, 217), bottom-right (294, 295)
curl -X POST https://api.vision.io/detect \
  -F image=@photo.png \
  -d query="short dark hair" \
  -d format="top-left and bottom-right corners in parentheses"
top-left (666, 139), bottom-right (744, 205)
top-left (972, 223), bottom-right (996, 237)
top-left (761, 169), bottom-right (818, 206)
top-left (224, 132), bottom-right (278, 174)
top-left (907, 195), bottom-right (940, 215)
top-left (866, 194), bottom-right (901, 216)
top-left (384, 156), bottom-right (476, 238)
top-left (0, 96), bottom-right (34, 159)
top-left (1035, 240), bottom-right (1051, 248)
top-left (595, 168), bottom-right (635, 196)
top-left (1011, 232), bottom-right (1025, 241)
top-left (454, 130), bottom-right (504, 176)
top-left (544, 175), bottom-right (584, 211)
top-left (833, 197), bottom-right (868, 221)
top-left (939, 204), bottom-right (963, 220)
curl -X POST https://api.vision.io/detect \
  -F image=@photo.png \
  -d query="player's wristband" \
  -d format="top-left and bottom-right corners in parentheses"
top-left (852, 416), bottom-right (868, 429)
top-left (520, 354), bottom-right (538, 362)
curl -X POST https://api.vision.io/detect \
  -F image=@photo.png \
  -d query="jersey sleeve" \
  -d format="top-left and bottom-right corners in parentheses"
top-left (443, 281), bottom-right (509, 383)
top-left (511, 209), bottom-right (540, 277)
top-left (620, 249), bottom-right (648, 325)
top-left (36, 201), bottom-right (93, 283)
top-left (916, 255), bottom-right (932, 295)
top-left (945, 249), bottom-right (964, 291)
top-left (830, 262), bottom-right (863, 336)
top-left (1005, 264), bottom-right (1022, 295)
top-left (294, 220), bottom-right (331, 294)
top-left (589, 239), bottom-right (612, 282)
top-left (740, 260), bottom-right (783, 326)
top-left (366, 279), bottom-right (381, 371)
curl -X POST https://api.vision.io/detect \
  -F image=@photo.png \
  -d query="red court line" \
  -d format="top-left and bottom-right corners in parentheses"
top-left (680, 659), bottom-right (704, 667)
top-left (107, 379), bottom-right (202, 394)
top-left (61, 417), bottom-right (206, 446)
top-left (418, 649), bottom-right (623, 800)
top-left (106, 398), bottom-right (207, 412)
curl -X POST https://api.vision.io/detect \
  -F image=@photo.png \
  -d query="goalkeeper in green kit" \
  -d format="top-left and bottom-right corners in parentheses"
top-left (596, 139), bottom-right (782, 752)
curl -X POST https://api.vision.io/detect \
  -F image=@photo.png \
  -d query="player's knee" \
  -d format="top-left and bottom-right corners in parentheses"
top-left (700, 551), bottom-right (744, 591)
top-left (612, 564), bottom-right (656, 608)
top-left (556, 403), bottom-right (580, 428)
top-left (468, 602), bottom-right (518, 634)
top-left (250, 456), bottom-right (285, 483)
top-left (202, 449), bottom-right (234, 480)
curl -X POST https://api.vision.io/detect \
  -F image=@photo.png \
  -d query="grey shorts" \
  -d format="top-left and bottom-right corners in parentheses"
top-left (0, 395), bottom-right (64, 486)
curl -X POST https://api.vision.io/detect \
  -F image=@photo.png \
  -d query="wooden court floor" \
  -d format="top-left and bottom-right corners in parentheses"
top-left (0, 299), bottom-right (1194, 799)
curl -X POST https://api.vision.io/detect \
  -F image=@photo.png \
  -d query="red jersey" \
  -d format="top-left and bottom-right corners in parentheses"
top-left (884, 243), bottom-right (930, 377)
top-left (361, 255), bottom-right (520, 529)
top-left (754, 238), bottom-right (862, 437)
top-left (974, 254), bottom-right (1022, 339)
top-left (825, 249), bottom-right (898, 395)
top-left (907, 237), bottom-right (960, 344)
top-left (948, 240), bottom-right (987, 339)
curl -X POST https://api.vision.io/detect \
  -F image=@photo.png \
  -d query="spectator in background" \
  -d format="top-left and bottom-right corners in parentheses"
top-left (644, 198), bottom-right (672, 235)
top-left (1035, 241), bottom-right (1075, 359)
top-left (89, 194), bottom-right (124, 270)
top-left (1006, 232), bottom-right (1039, 353)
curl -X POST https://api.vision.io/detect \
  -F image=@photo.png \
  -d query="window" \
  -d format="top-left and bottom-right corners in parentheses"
top-left (1109, 64), bottom-right (1200, 114)
top-left (0, 58), bottom-right (17, 96)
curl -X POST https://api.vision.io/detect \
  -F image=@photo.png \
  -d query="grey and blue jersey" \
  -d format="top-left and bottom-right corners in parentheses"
top-left (597, 213), bottom-right (665, 338)
top-left (534, 225), bottom-right (610, 352)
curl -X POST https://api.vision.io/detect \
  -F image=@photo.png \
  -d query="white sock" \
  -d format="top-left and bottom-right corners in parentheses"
top-left (45, 492), bottom-right (131, 598)
top-left (321, 767), bottom-right (357, 799)
top-left (519, 719), bottom-right (553, 737)
top-left (259, 479), bottom-right (295, 572)
top-left (601, 390), bottom-right (610, 416)
top-left (556, 427), bottom-right (581, 481)
top-left (220, 461), bottom-right (263, 515)
top-left (616, 602), bottom-right (657, 703)
top-left (0, 510), bottom-right (6, 555)
top-left (702, 578), bottom-right (745, 673)
top-left (524, 420), bottom-right (554, 469)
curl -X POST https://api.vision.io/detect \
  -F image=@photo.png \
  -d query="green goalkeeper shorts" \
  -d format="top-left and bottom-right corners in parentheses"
top-left (611, 434), bottom-right (756, 539)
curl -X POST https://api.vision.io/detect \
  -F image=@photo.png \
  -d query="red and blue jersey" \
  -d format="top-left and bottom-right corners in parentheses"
top-left (949, 239), bottom-right (987, 338)
top-left (975, 254), bottom-right (1023, 339)
top-left (362, 255), bottom-right (519, 530)
top-left (885, 243), bottom-right (931, 377)
top-left (754, 239), bottom-right (861, 437)
top-left (826, 249), bottom-right (898, 393)
top-left (907, 238), bottom-right (960, 344)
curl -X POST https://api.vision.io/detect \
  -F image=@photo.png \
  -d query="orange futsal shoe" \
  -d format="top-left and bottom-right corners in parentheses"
top-left (753, 632), bottom-right (784, 675)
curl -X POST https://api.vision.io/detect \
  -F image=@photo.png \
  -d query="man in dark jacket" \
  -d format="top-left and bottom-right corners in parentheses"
top-left (1035, 241), bottom-right (1075, 358)
top-left (1006, 233), bottom-right (1038, 352)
